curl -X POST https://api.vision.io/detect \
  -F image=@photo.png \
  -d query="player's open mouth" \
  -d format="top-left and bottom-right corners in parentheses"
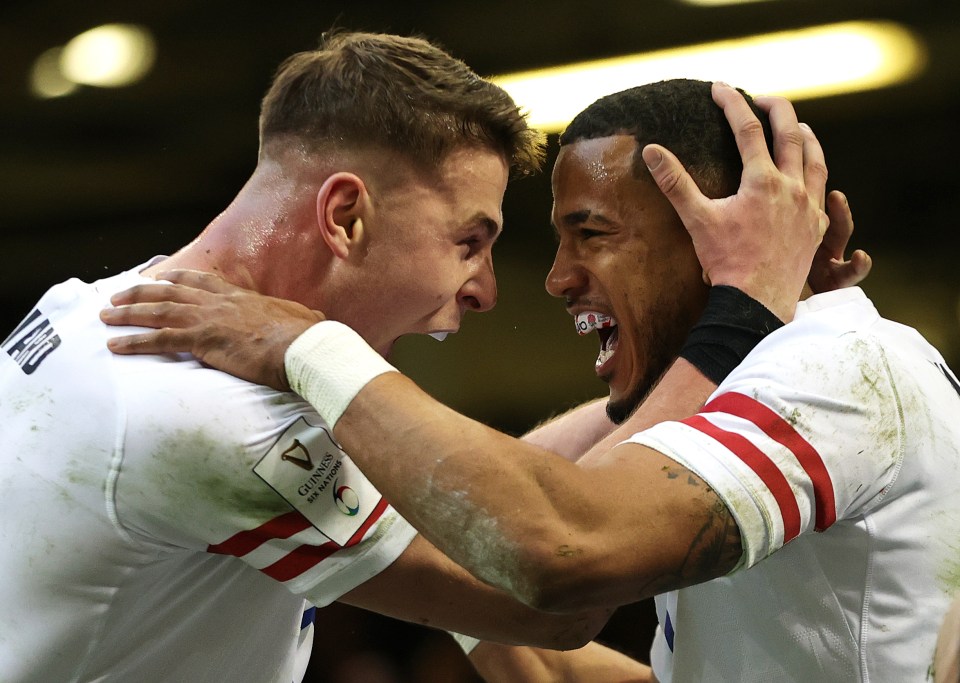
top-left (575, 312), bottom-right (619, 372)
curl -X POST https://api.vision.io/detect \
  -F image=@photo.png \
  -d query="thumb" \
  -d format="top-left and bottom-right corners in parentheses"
top-left (642, 143), bottom-right (707, 225)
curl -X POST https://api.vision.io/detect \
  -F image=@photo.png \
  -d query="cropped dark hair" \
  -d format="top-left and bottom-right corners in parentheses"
top-left (559, 79), bottom-right (772, 197)
top-left (259, 30), bottom-right (544, 175)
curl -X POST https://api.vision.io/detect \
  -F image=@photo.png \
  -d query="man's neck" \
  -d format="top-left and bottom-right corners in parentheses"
top-left (140, 219), bottom-right (257, 291)
top-left (142, 164), bottom-right (324, 299)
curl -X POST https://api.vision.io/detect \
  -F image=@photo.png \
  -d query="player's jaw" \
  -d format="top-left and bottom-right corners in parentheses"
top-left (569, 295), bottom-right (691, 425)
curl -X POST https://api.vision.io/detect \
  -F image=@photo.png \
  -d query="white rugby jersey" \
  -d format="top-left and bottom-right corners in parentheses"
top-left (0, 260), bottom-right (417, 682)
top-left (632, 288), bottom-right (960, 682)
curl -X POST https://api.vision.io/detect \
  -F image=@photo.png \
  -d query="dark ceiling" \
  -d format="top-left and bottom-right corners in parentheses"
top-left (3, 0), bottom-right (960, 432)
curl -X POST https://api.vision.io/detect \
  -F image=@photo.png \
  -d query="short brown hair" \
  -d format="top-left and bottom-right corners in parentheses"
top-left (259, 31), bottom-right (544, 176)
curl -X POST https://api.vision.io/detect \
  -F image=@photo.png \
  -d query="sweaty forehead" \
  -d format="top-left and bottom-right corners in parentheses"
top-left (552, 135), bottom-right (641, 213)
top-left (553, 136), bottom-right (639, 191)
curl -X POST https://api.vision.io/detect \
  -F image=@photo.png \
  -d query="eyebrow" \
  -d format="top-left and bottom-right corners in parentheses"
top-left (475, 215), bottom-right (502, 241)
top-left (551, 209), bottom-right (615, 236)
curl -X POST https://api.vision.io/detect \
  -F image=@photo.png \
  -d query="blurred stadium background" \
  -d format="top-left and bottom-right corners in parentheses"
top-left (3, 1), bottom-right (959, 680)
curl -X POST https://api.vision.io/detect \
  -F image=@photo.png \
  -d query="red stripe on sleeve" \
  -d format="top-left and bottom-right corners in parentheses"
top-left (262, 541), bottom-right (340, 582)
top-left (344, 498), bottom-right (389, 547)
top-left (683, 414), bottom-right (802, 543)
top-left (261, 497), bottom-right (391, 582)
top-left (207, 511), bottom-right (313, 557)
top-left (702, 392), bottom-right (836, 531)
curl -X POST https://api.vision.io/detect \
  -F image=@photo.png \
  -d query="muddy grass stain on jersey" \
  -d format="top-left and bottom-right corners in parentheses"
top-left (146, 428), bottom-right (290, 519)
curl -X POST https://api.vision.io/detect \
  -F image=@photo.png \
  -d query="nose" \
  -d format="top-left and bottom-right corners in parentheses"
top-left (545, 244), bottom-right (585, 300)
top-left (459, 252), bottom-right (498, 313)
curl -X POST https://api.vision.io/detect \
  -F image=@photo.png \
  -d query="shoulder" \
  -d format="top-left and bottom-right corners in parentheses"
top-left (727, 289), bottom-right (891, 393)
top-left (119, 358), bottom-right (323, 463)
top-left (114, 371), bottom-right (331, 545)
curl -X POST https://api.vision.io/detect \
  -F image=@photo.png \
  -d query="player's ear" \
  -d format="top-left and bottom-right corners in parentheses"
top-left (316, 172), bottom-right (368, 260)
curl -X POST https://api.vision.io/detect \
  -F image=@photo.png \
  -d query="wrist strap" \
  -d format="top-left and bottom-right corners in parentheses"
top-left (678, 286), bottom-right (784, 385)
top-left (284, 321), bottom-right (398, 428)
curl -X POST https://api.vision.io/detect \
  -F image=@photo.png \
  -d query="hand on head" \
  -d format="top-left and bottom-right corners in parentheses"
top-left (642, 82), bottom-right (834, 321)
top-left (100, 270), bottom-right (323, 391)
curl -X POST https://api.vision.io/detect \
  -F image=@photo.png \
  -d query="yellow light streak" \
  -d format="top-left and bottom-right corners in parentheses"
top-left (492, 21), bottom-right (926, 133)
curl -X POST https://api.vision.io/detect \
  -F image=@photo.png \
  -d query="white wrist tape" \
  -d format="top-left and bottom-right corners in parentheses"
top-left (284, 321), bottom-right (398, 428)
top-left (449, 632), bottom-right (481, 655)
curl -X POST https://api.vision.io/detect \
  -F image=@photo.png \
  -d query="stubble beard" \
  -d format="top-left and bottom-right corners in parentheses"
top-left (604, 306), bottom-right (692, 426)
top-left (604, 345), bottom-right (675, 425)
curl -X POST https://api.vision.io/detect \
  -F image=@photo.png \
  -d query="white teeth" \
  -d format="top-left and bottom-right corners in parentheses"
top-left (574, 312), bottom-right (617, 336)
top-left (574, 311), bottom-right (619, 369)
top-left (596, 345), bottom-right (616, 368)
top-left (429, 332), bottom-right (449, 342)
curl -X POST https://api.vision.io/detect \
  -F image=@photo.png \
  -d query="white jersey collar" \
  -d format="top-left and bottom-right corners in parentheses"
top-left (795, 286), bottom-right (869, 318)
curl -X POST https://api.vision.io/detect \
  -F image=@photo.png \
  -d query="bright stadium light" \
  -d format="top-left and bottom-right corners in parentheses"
top-left (491, 21), bottom-right (927, 133)
top-left (60, 23), bottom-right (156, 88)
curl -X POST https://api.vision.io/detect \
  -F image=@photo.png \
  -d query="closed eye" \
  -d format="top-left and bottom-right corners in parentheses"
top-left (460, 216), bottom-right (500, 257)
top-left (558, 209), bottom-right (615, 241)
top-left (459, 235), bottom-right (484, 257)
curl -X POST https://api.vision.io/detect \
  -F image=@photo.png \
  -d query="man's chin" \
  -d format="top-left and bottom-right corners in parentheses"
top-left (606, 393), bottom-right (641, 425)
top-left (605, 372), bottom-right (661, 425)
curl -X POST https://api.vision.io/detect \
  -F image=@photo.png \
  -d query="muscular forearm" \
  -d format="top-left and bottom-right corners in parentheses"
top-left (521, 397), bottom-right (614, 462)
top-left (334, 373), bottom-right (591, 607)
top-left (580, 358), bottom-right (715, 465)
top-left (469, 640), bottom-right (655, 683)
top-left (332, 356), bottom-right (725, 611)
top-left (340, 536), bottom-right (611, 650)
top-left (510, 363), bottom-right (706, 468)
